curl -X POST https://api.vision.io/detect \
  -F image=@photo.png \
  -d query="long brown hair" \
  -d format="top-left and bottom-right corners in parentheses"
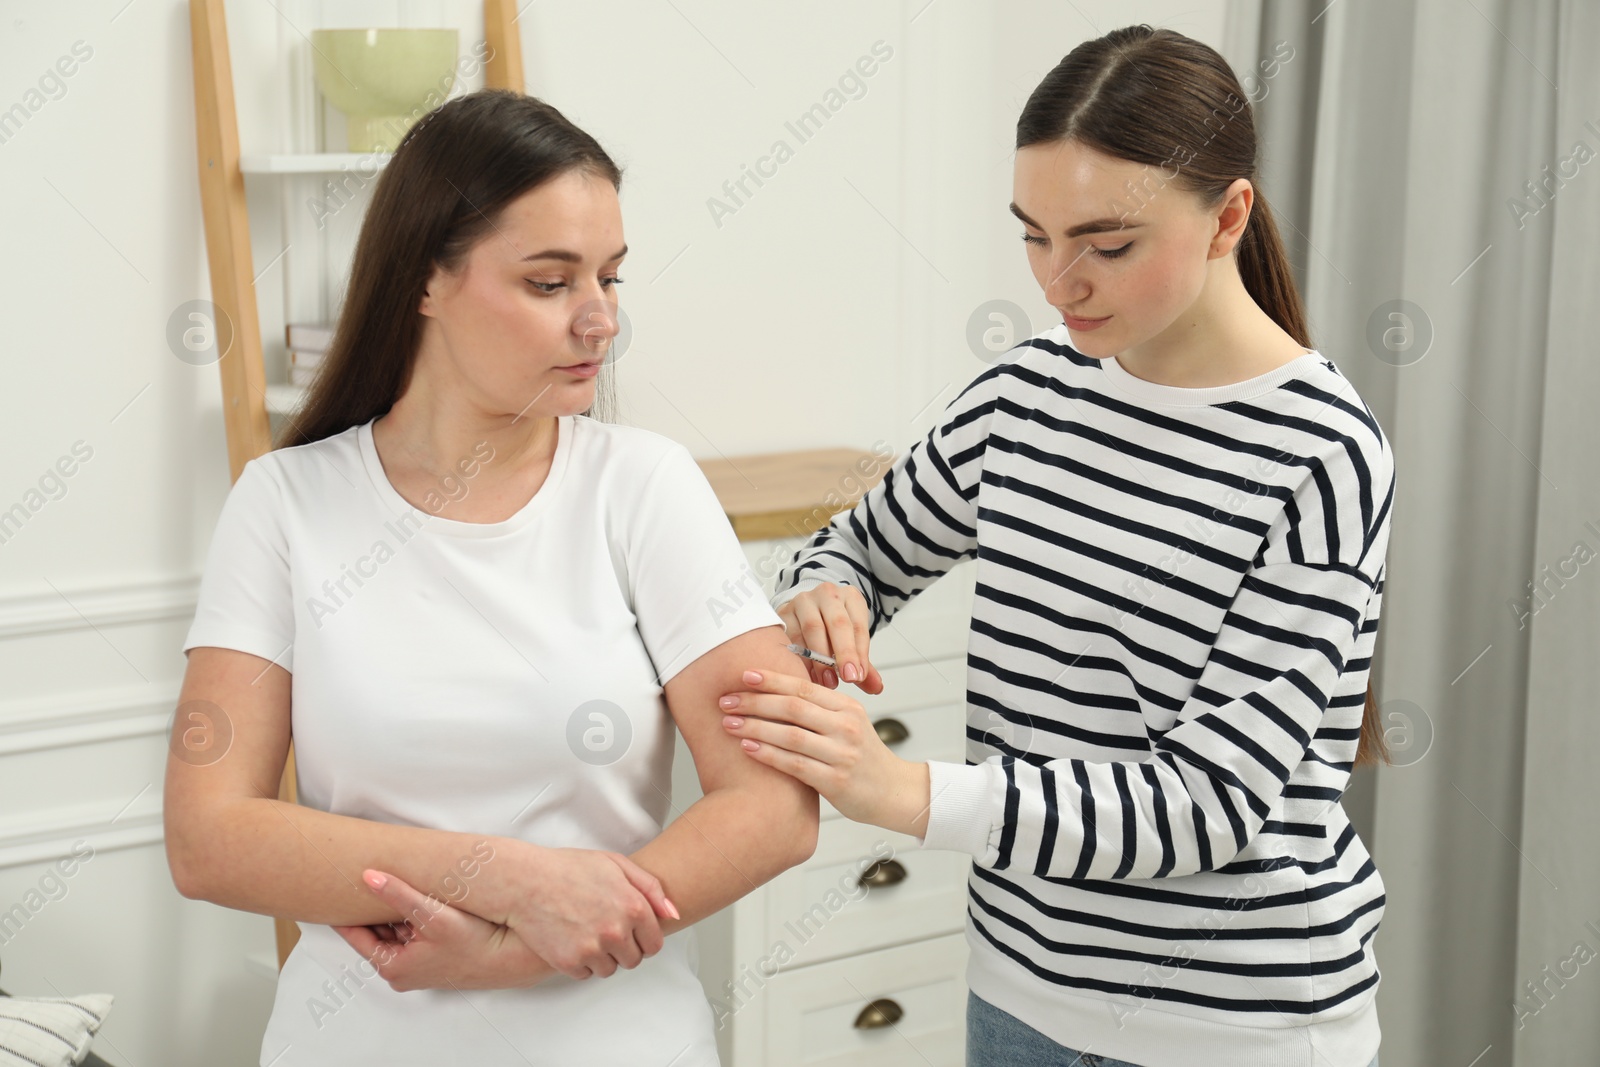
top-left (276, 89), bottom-right (621, 452)
top-left (1016, 25), bottom-right (1389, 770)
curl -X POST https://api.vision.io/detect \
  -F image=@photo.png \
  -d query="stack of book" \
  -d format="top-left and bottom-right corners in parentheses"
top-left (285, 322), bottom-right (335, 387)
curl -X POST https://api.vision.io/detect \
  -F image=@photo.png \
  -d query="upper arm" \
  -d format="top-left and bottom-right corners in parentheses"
top-left (163, 645), bottom-right (292, 895)
top-left (618, 439), bottom-right (819, 856)
top-left (662, 625), bottom-right (819, 856)
top-left (170, 454), bottom-right (298, 889)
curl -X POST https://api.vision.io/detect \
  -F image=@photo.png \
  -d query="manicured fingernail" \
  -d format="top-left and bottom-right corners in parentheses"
top-left (364, 871), bottom-right (387, 890)
top-left (722, 715), bottom-right (743, 728)
top-left (824, 668), bottom-right (837, 687)
top-left (718, 695), bottom-right (739, 709)
top-left (664, 898), bottom-right (680, 920)
top-left (842, 662), bottom-right (859, 682)
top-left (741, 739), bottom-right (759, 751)
top-left (743, 670), bottom-right (762, 684)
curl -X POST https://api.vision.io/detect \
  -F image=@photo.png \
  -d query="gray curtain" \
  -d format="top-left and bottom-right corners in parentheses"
top-left (1222, 1), bottom-right (1600, 1064)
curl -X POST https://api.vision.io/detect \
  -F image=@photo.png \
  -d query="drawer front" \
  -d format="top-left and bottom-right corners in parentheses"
top-left (819, 659), bottom-right (967, 822)
top-left (763, 932), bottom-right (970, 1067)
top-left (763, 818), bottom-right (968, 967)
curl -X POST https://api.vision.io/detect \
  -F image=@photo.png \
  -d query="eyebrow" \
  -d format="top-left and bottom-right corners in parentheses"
top-left (520, 245), bottom-right (629, 263)
top-left (1009, 203), bottom-right (1141, 238)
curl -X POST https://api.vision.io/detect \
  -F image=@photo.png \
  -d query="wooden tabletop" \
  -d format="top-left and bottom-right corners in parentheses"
top-left (695, 447), bottom-right (894, 542)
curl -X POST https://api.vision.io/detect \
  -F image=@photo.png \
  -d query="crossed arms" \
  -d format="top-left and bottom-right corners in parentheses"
top-left (163, 624), bottom-right (819, 988)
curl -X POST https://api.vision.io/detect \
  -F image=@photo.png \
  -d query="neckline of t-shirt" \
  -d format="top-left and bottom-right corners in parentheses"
top-left (1097, 348), bottom-right (1327, 406)
top-left (357, 414), bottom-right (575, 538)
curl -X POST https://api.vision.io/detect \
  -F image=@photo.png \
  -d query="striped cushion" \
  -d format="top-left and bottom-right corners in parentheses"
top-left (0, 994), bottom-right (113, 1067)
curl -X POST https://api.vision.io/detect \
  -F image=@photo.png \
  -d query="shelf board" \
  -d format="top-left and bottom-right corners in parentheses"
top-left (265, 383), bottom-right (308, 416)
top-left (696, 448), bottom-right (892, 542)
top-left (239, 152), bottom-right (391, 175)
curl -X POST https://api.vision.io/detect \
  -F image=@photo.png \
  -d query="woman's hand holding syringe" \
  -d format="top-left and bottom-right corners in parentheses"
top-left (778, 582), bottom-right (885, 694)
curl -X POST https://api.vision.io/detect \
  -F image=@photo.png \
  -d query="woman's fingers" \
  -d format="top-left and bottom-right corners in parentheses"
top-left (605, 853), bottom-right (673, 954)
top-left (724, 669), bottom-right (858, 729)
top-left (834, 587), bottom-right (876, 688)
top-left (332, 922), bottom-right (395, 961)
top-left (777, 600), bottom-right (833, 687)
top-left (758, 668), bottom-right (859, 712)
top-left (729, 714), bottom-right (830, 764)
top-left (859, 662), bottom-right (885, 695)
top-left (784, 584), bottom-right (879, 693)
top-left (361, 869), bottom-right (446, 931)
top-left (721, 667), bottom-right (905, 827)
top-left (508, 849), bottom-right (671, 981)
top-left (776, 600), bottom-right (804, 645)
top-left (609, 852), bottom-right (677, 924)
top-left (334, 870), bottom-right (568, 991)
top-left (784, 604), bottom-right (838, 687)
top-left (788, 594), bottom-right (839, 685)
top-left (810, 587), bottom-right (860, 683)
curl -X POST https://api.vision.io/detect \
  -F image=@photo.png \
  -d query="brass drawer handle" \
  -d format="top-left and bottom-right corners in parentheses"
top-left (873, 717), bottom-right (910, 745)
top-left (856, 858), bottom-right (907, 890)
top-left (853, 997), bottom-right (904, 1029)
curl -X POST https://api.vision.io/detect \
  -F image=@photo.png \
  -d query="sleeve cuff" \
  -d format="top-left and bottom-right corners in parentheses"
top-left (181, 623), bottom-right (295, 673)
top-left (918, 759), bottom-right (1006, 865)
top-left (657, 599), bottom-right (785, 687)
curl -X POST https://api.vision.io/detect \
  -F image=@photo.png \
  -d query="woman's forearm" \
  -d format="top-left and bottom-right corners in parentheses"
top-left (623, 782), bottom-right (816, 937)
top-left (616, 628), bottom-right (821, 939)
top-left (169, 783), bottom-right (807, 941)
top-left (168, 795), bottom-right (529, 928)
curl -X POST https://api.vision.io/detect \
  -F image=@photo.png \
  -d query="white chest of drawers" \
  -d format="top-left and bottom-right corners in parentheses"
top-left (670, 535), bottom-right (977, 1067)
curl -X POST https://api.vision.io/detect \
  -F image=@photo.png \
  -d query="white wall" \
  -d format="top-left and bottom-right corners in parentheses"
top-left (0, 1), bottom-right (1225, 1063)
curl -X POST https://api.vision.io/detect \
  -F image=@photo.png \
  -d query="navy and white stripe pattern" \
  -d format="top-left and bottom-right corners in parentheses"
top-left (772, 324), bottom-right (1393, 1023)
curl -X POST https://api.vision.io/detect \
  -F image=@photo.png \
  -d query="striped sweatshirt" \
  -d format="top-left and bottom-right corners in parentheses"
top-left (771, 325), bottom-right (1393, 1067)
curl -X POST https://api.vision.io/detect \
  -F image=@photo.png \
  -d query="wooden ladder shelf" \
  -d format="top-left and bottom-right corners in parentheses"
top-left (186, 0), bottom-right (528, 971)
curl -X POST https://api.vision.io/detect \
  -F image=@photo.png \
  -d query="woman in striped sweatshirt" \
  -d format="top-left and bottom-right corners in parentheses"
top-left (715, 25), bottom-right (1392, 1067)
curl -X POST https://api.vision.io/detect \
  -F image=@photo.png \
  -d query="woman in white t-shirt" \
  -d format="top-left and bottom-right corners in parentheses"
top-left (165, 89), bottom-right (818, 1066)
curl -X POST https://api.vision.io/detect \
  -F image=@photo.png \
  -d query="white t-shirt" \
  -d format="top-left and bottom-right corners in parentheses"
top-left (182, 413), bottom-right (783, 1066)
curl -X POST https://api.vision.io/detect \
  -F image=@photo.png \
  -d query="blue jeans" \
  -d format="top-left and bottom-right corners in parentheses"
top-left (967, 991), bottom-right (1380, 1067)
